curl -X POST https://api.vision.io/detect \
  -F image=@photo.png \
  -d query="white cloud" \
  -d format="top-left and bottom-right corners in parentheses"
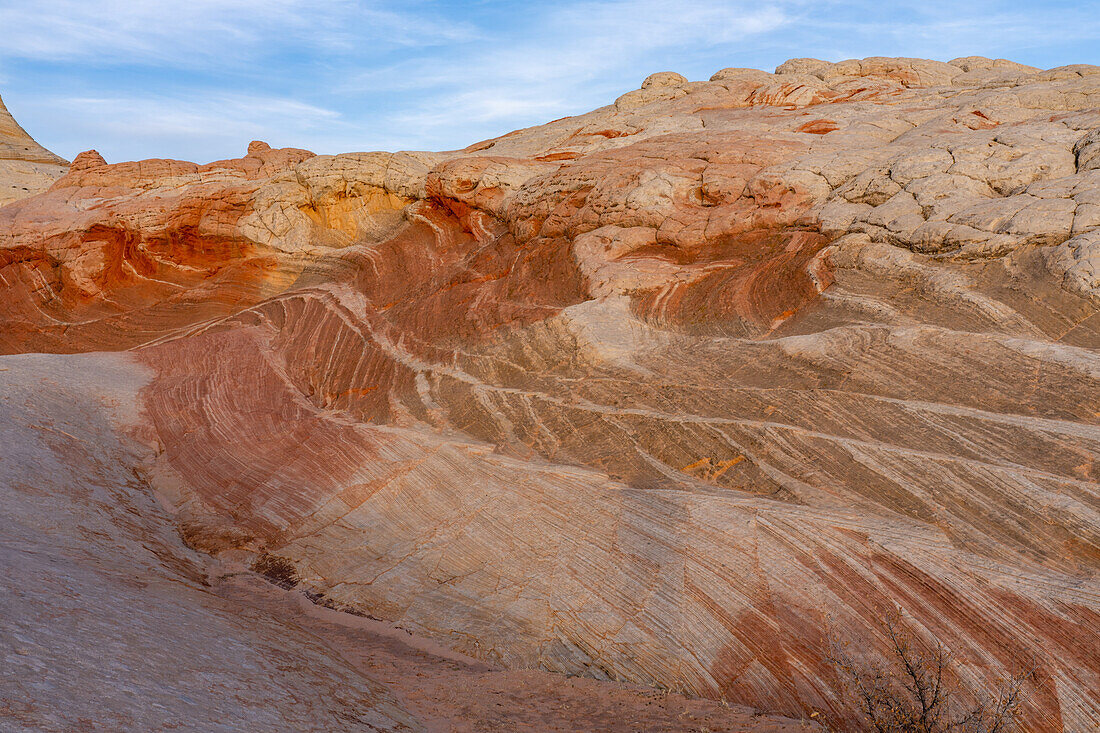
top-left (5, 0), bottom-right (1097, 161)
top-left (796, 0), bottom-right (1100, 62)
top-left (348, 1), bottom-right (789, 93)
top-left (20, 92), bottom-right (353, 161)
top-left (65, 94), bottom-right (338, 135)
top-left (347, 0), bottom-right (790, 146)
top-left (0, 0), bottom-right (478, 67)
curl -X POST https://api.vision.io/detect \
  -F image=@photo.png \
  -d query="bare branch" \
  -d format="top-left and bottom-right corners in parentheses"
top-left (826, 611), bottom-right (1033, 733)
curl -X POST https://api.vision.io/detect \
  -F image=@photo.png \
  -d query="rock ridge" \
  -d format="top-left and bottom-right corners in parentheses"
top-left (0, 93), bottom-right (68, 206)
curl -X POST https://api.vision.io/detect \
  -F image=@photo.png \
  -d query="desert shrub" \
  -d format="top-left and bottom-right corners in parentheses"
top-left (828, 610), bottom-right (1031, 733)
top-left (251, 553), bottom-right (300, 589)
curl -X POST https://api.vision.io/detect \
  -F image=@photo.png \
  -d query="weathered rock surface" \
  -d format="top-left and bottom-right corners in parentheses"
top-left (2, 56), bottom-right (1099, 731)
top-left (0, 353), bottom-right (810, 732)
top-left (0, 94), bottom-right (68, 207)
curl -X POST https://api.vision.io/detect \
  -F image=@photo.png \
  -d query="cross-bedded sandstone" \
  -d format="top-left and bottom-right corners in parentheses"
top-left (2, 55), bottom-right (1099, 731)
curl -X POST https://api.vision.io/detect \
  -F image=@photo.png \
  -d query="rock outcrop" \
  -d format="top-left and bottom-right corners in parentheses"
top-left (1, 354), bottom-right (810, 732)
top-left (0, 94), bottom-right (68, 206)
top-left (2, 56), bottom-right (1099, 731)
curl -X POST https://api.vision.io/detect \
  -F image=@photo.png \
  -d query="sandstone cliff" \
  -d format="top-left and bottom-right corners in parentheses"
top-left (2, 56), bottom-right (1099, 731)
top-left (0, 93), bottom-right (68, 206)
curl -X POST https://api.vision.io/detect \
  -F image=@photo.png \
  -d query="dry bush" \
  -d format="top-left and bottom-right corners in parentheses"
top-left (828, 610), bottom-right (1032, 732)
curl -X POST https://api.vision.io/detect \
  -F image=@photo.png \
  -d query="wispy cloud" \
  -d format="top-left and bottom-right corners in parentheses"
top-left (65, 94), bottom-right (338, 134)
top-left (1, 0), bottom-right (1097, 161)
top-left (0, 0), bottom-right (478, 67)
top-left (794, 0), bottom-right (1100, 63)
top-left (347, 1), bottom-right (790, 146)
top-left (346, 2), bottom-right (790, 94)
top-left (18, 92), bottom-right (353, 162)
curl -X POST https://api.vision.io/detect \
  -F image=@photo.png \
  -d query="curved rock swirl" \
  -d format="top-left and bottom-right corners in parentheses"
top-left (3, 56), bottom-right (1100, 730)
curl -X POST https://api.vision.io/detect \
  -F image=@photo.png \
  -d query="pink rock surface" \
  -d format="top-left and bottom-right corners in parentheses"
top-left (2, 56), bottom-right (1100, 730)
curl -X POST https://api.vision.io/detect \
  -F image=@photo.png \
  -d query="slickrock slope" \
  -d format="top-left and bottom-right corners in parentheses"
top-left (0, 94), bottom-right (68, 206)
top-left (2, 56), bottom-right (1100, 730)
top-left (0, 354), bottom-right (809, 732)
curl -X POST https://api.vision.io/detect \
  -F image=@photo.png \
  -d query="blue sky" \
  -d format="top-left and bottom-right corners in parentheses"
top-left (1, 0), bottom-right (1098, 163)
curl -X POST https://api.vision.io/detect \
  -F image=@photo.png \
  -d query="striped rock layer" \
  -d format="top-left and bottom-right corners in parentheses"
top-left (0, 93), bottom-right (67, 207)
top-left (2, 56), bottom-right (1100, 730)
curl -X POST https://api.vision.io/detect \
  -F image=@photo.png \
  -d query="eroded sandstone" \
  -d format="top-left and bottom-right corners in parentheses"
top-left (2, 56), bottom-right (1099, 731)
top-left (0, 94), bottom-right (68, 207)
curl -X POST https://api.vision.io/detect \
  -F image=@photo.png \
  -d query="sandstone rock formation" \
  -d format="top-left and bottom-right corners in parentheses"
top-left (2, 56), bottom-right (1099, 731)
top-left (0, 94), bottom-right (68, 207)
top-left (2, 355), bottom-right (809, 732)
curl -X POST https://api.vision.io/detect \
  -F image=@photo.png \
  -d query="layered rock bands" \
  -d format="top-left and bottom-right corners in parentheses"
top-left (2, 56), bottom-right (1099, 730)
